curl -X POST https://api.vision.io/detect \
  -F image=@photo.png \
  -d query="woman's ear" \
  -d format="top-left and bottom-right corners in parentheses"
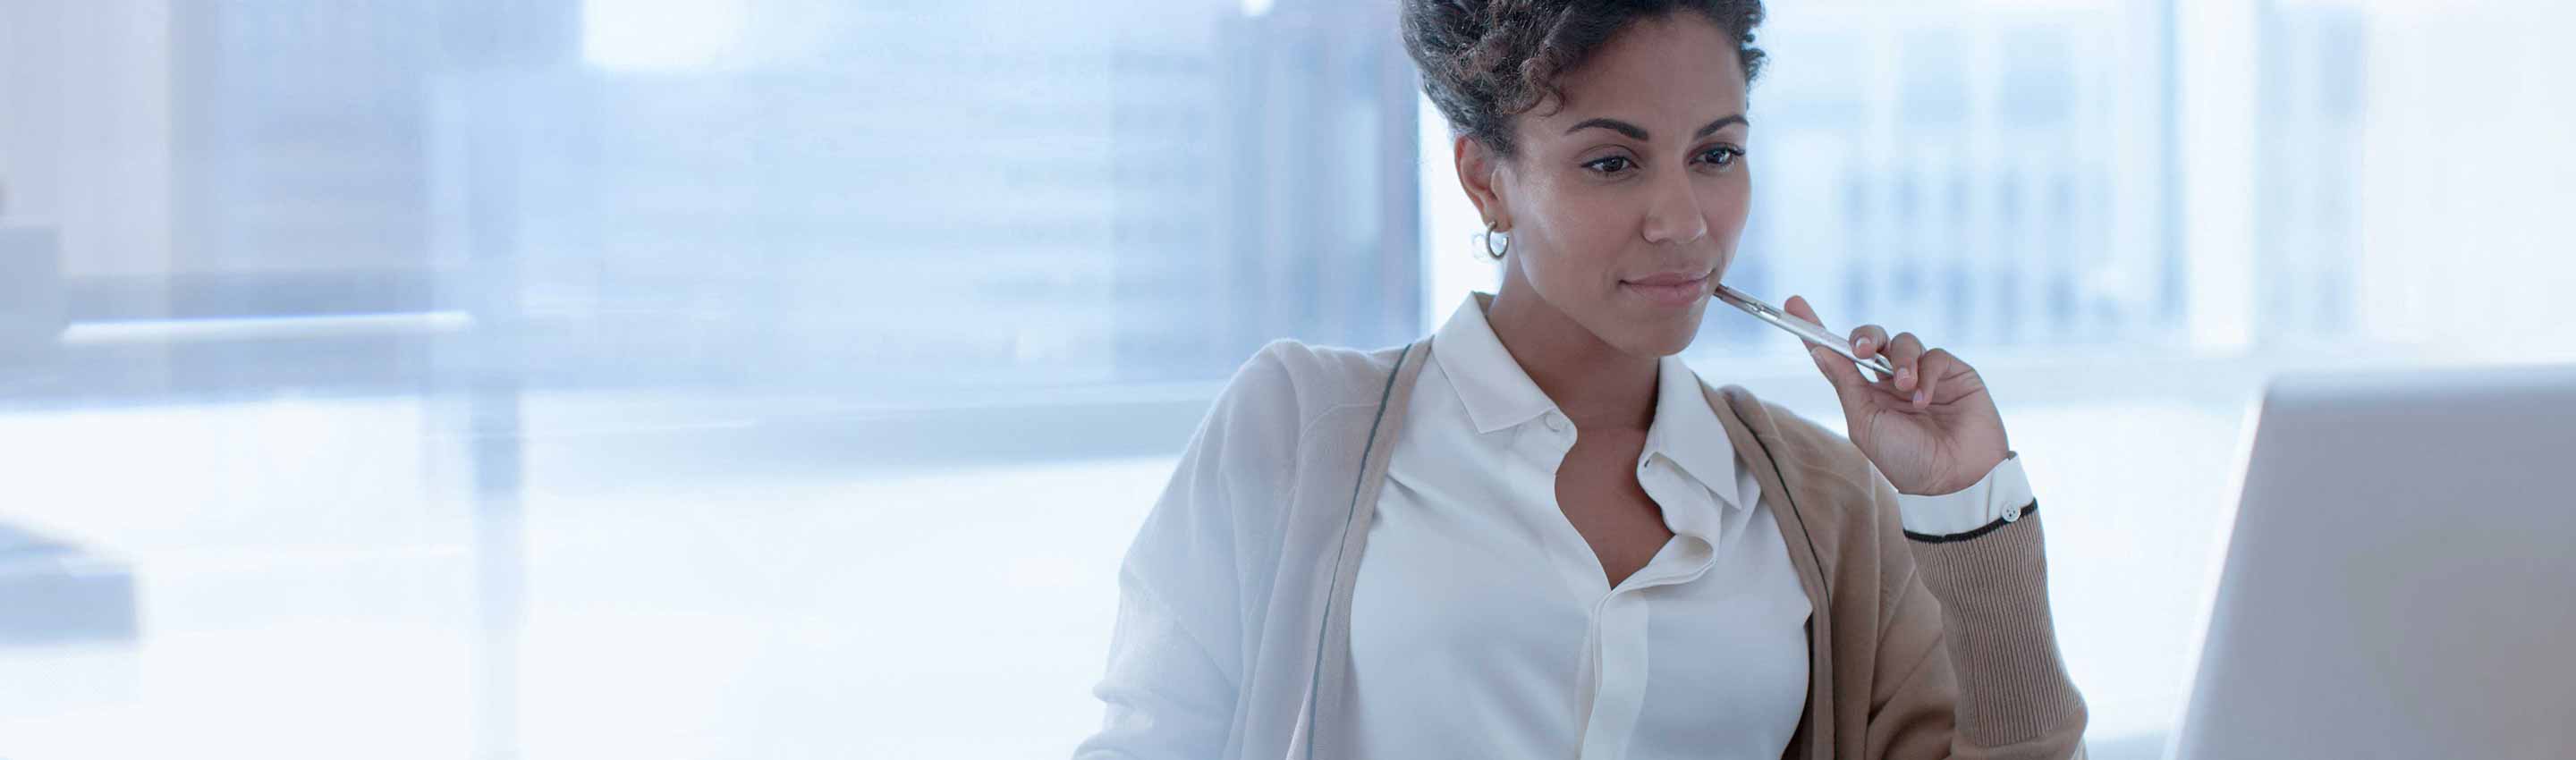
top-left (1453, 135), bottom-right (1511, 232)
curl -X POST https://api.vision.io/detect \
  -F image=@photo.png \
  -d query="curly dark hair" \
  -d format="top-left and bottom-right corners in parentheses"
top-left (1402, 0), bottom-right (1767, 159)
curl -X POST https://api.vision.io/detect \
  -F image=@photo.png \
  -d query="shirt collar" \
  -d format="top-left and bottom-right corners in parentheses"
top-left (1642, 350), bottom-right (1747, 512)
top-left (1431, 291), bottom-right (1747, 513)
top-left (1432, 291), bottom-right (1558, 435)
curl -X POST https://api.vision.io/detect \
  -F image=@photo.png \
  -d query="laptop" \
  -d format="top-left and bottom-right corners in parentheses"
top-left (2168, 365), bottom-right (2576, 759)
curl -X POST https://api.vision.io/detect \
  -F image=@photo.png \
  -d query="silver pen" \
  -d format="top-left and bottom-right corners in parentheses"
top-left (1710, 282), bottom-right (1898, 380)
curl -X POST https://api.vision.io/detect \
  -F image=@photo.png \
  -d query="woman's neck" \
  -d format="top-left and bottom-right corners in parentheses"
top-left (1482, 269), bottom-right (1659, 432)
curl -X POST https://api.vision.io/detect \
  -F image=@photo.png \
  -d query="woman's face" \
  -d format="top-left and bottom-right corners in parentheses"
top-left (1479, 12), bottom-right (1752, 357)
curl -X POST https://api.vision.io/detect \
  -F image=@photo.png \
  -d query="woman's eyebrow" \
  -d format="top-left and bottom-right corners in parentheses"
top-left (1563, 114), bottom-right (1750, 141)
top-left (1564, 117), bottom-right (1650, 140)
top-left (1693, 114), bottom-right (1749, 139)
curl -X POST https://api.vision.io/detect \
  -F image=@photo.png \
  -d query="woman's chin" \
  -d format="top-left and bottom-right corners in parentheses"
top-left (1606, 315), bottom-right (1704, 359)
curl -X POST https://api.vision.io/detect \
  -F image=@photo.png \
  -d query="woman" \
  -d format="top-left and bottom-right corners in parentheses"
top-left (1077, 2), bottom-right (2086, 758)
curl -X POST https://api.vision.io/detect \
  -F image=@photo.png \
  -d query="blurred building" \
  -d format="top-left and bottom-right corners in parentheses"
top-left (442, 0), bottom-right (1419, 396)
top-left (3, 0), bottom-right (1419, 402)
top-left (2253, 4), bottom-right (2364, 343)
top-left (1691, 1), bottom-right (2360, 356)
top-left (1, 0), bottom-right (2366, 402)
top-left (1712, 3), bottom-right (2182, 352)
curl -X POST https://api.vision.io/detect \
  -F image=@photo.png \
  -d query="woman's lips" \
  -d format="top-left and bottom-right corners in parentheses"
top-left (1620, 271), bottom-right (1711, 307)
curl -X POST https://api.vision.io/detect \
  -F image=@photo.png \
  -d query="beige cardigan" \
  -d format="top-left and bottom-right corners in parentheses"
top-left (1077, 337), bottom-right (2088, 760)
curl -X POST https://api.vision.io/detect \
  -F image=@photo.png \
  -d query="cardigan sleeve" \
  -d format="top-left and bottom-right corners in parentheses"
top-left (1864, 471), bottom-right (2090, 760)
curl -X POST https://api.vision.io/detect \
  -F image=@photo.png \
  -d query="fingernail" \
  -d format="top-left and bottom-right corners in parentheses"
top-left (1912, 389), bottom-right (1926, 405)
top-left (1854, 337), bottom-right (1872, 350)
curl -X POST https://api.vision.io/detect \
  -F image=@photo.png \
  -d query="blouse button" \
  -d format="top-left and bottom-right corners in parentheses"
top-left (1542, 411), bottom-right (1566, 433)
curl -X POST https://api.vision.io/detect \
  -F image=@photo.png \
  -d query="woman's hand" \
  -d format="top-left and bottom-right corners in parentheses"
top-left (1782, 295), bottom-right (2010, 496)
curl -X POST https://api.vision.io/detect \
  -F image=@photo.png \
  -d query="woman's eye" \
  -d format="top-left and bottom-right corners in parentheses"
top-left (1697, 146), bottom-right (1743, 168)
top-left (1581, 156), bottom-right (1634, 174)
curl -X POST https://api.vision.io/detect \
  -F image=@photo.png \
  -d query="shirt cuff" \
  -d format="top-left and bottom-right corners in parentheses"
top-left (1894, 452), bottom-right (2034, 537)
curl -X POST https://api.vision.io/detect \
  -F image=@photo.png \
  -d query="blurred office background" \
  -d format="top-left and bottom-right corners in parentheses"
top-left (0, 0), bottom-right (2569, 757)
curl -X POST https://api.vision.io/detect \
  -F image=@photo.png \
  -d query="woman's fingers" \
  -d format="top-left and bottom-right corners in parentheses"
top-left (1882, 332), bottom-right (1921, 392)
top-left (1784, 295), bottom-right (1868, 396)
top-left (1782, 295), bottom-right (1832, 352)
top-left (1848, 324), bottom-right (1889, 359)
top-left (1914, 347), bottom-right (1962, 409)
top-left (1785, 295), bottom-right (1907, 401)
top-left (1782, 294), bottom-right (1821, 338)
top-left (1781, 294), bottom-right (1971, 412)
top-left (1785, 295), bottom-right (1877, 359)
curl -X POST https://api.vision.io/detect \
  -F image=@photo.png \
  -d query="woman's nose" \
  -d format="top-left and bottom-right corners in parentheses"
top-left (1640, 171), bottom-right (1709, 245)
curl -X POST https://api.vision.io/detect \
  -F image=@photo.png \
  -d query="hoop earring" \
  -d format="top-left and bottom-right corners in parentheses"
top-left (1480, 224), bottom-right (1510, 259)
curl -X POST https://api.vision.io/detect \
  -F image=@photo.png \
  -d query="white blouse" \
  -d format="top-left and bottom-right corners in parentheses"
top-left (1347, 293), bottom-right (2032, 760)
